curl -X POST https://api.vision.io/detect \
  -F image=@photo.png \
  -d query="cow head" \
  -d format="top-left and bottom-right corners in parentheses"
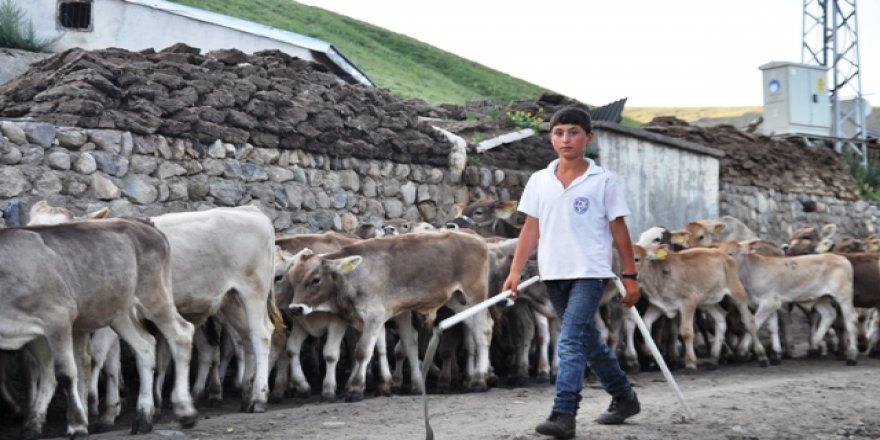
top-left (27, 200), bottom-right (109, 226)
top-left (636, 226), bottom-right (671, 248)
top-left (786, 224), bottom-right (836, 256)
top-left (287, 248), bottom-right (362, 317)
top-left (716, 240), bottom-right (748, 258)
top-left (382, 219), bottom-right (435, 236)
top-left (680, 221), bottom-right (717, 247)
top-left (632, 244), bottom-right (671, 270)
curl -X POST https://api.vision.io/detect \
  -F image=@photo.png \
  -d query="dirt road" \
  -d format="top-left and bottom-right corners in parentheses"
top-left (60, 356), bottom-right (880, 440)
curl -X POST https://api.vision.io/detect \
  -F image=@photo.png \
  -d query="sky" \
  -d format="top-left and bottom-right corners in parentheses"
top-left (297, 0), bottom-right (879, 108)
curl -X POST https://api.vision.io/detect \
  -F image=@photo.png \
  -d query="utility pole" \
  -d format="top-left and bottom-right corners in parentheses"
top-left (801, 0), bottom-right (868, 168)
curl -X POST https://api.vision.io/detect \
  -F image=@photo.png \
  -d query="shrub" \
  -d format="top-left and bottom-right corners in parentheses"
top-left (845, 155), bottom-right (880, 201)
top-left (0, 0), bottom-right (61, 52)
top-left (507, 109), bottom-right (544, 132)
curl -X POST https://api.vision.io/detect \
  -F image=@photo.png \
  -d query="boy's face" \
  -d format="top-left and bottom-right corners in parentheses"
top-left (550, 123), bottom-right (593, 161)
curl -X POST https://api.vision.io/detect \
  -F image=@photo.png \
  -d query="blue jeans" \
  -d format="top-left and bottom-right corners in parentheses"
top-left (546, 278), bottom-right (633, 416)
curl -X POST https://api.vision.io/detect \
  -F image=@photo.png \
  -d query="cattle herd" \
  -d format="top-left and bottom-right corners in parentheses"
top-left (1, 199), bottom-right (879, 439)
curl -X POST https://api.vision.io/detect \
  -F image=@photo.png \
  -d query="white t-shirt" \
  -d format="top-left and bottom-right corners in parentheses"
top-left (518, 158), bottom-right (630, 280)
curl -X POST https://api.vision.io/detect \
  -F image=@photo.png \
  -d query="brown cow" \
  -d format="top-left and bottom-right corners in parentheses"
top-left (287, 230), bottom-right (493, 401)
top-left (628, 245), bottom-right (769, 372)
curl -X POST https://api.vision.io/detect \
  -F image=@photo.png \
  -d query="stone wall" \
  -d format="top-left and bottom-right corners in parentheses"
top-left (720, 183), bottom-right (880, 242)
top-left (0, 119), bottom-right (531, 231)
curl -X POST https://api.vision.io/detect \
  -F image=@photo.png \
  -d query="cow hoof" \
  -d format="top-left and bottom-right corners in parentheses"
top-left (684, 367), bottom-right (699, 375)
top-left (131, 414), bottom-right (154, 435)
top-left (346, 392), bottom-right (364, 403)
top-left (69, 432), bottom-right (88, 440)
top-left (846, 359), bottom-right (858, 366)
top-left (178, 414), bottom-right (198, 429)
top-left (486, 374), bottom-right (499, 388)
top-left (390, 385), bottom-right (402, 395)
top-left (320, 394), bottom-right (337, 403)
top-left (435, 385), bottom-right (451, 395)
top-left (535, 372), bottom-right (551, 383)
top-left (376, 388), bottom-right (393, 398)
top-left (806, 348), bottom-right (822, 358)
top-left (769, 356), bottom-right (781, 366)
top-left (269, 394), bottom-right (284, 404)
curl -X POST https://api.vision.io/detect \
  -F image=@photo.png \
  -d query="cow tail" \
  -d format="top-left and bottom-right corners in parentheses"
top-left (267, 289), bottom-right (286, 335)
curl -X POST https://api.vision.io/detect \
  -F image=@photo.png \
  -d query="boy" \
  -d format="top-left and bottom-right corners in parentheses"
top-left (501, 106), bottom-right (641, 439)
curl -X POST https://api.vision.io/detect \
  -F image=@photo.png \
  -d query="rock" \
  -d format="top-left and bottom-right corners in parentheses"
top-left (0, 167), bottom-right (29, 197)
top-left (93, 173), bottom-right (120, 200)
top-left (0, 121), bottom-right (27, 144)
top-left (74, 152), bottom-right (98, 174)
top-left (56, 127), bottom-right (88, 149)
top-left (47, 150), bottom-right (71, 170)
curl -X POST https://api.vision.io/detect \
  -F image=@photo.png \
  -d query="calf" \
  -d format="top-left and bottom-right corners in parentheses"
top-left (718, 241), bottom-right (859, 364)
top-left (287, 230), bottom-right (492, 402)
top-left (0, 219), bottom-right (197, 438)
top-left (628, 245), bottom-right (769, 372)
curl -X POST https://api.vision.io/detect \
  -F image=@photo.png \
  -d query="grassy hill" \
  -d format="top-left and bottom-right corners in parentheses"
top-left (169, 0), bottom-right (550, 105)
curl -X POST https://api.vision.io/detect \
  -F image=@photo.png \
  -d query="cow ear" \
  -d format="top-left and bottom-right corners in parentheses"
top-left (821, 224), bottom-right (837, 240)
top-left (79, 207), bottom-right (109, 220)
top-left (816, 239), bottom-right (832, 254)
top-left (329, 256), bottom-right (362, 274)
top-left (494, 201), bottom-right (518, 219)
top-left (711, 222), bottom-right (726, 235)
top-left (452, 203), bottom-right (466, 218)
top-left (671, 231), bottom-right (690, 246)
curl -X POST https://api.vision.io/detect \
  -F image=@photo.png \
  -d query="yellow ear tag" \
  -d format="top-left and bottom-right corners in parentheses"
top-left (673, 235), bottom-right (685, 245)
top-left (655, 248), bottom-right (668, 261)
top-left (713, 225), bottom-right (723, 234)
top-left (342, 259), bottom-right (359, 273)
top-left (817, 243), bottom-right (830, 253)
top-left (869, 243), bottom-right (879, 252)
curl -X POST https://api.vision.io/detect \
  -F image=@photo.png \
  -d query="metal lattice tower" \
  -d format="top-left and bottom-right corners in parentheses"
top-left (801, 0), bottom-right (868, 167)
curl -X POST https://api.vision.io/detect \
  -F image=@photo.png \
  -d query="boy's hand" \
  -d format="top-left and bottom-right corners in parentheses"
top-left (620, 278), bottom-right (640, 308)
top-left (502, 271), bottom-right (521, 299)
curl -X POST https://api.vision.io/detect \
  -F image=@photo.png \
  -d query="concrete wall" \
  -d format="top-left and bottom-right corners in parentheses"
top-left (20, 0), bottom-right (315, 60)
top-left (593, 123), bottom-right (723, 238)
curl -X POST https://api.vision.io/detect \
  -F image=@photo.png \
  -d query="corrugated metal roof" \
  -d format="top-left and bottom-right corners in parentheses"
top-left (590, 97), bottom-right (627, 123)
top-left (122, 0), bottom-right (373, 86)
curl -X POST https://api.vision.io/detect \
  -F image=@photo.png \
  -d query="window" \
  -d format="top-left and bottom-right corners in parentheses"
top-left (58, 1), bottom-right (92, 31)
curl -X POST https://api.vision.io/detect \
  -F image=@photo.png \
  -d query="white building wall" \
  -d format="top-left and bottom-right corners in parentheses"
top-left (594, 128), bottom-right (720, 239)
top-left (19, 0), bottom-right (315, 60)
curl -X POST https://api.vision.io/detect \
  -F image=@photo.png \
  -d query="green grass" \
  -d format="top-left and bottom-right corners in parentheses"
top-left (169, 0), bottom-right (550, 105)
top-left (0, 0), bottom-right (62, 52)
top-left (623, 106), bottom-right (764, 125)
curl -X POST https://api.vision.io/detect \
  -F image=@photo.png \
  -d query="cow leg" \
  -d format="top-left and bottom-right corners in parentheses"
top-left (622, 312), bottom-right (640, 373)
top-left (55, 330), bottom-right (90, 439)
top-left (700, 304), bottom-right (727, 370)
top-left (808, 301), bottom-right (838, 357)
top-left (679, 303), bottom-right (699, 372)
top-left (513, 304), bottom-right (535, 386)
top-left (72, 330), bottom-right (92, 429)
top-left (743, 300), bottom-right (781, 358)
top-left (217, 328), bottom-right (242, 392)
top-left (463, 309), bottom-right (493, 392)
top-left (865, 308), bottom-right (880, 356)
top-left (320, 318), bottom-right (348, 401)
top-left (638, 305), bottom-right (665, 369)
top-left (111, 313), bottom-right (158, 434)
top-left (153, 335), bottom-right (170, 412)
top-left (727, 293), bottom-right (769, 368)
top-left (344, 319), bottom-right (384, 402)
top-left (533, 312), bottom-right (552, 382)
top-left (95, 332), bottom-right (122, 432)
top-left (23, 338), bottom-right (57, 440)
top-left (371, 325), bottom-right (393, 396)
top-left (285, 321), bottom-right (313, 398)
top-left (834, 300), bottom-right (860, 365)
top-left (87, 328), bottom-right (119, 427)
top-left (221, 293), bottom-right (272, 413)
top-left (137, 305), bottom-right (198, 429)
top-left (392, 313), bottom-right (421, 395)
top-left (269, 329), bottom-right (289, 403)
top-left (778, 306), bottom-right (795, 359)
top-left (764, 312), bottom-right (783, 364)
top-left (190, 328), bottom-right (214, 403)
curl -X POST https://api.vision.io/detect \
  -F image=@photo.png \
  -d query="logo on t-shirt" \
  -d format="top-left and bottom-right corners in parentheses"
top-left (573, 197), bottom-right (590, 214)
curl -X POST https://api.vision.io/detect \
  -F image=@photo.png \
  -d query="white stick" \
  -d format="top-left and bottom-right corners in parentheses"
top-left (438, 276), bottom-right (540, 331)
top-left (613, 277), bottom-right (694, 420)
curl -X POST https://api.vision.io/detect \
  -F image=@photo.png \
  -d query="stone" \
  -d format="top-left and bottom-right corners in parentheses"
top-left (33, 171), bottom-right (62, 194)
top-left (93, 173), bottom-right (120, 200)
top-left (121, 175), bottom-right (159, 204)
top-left (340, 212), bottom-right (359, 233)
top-left (340, 170), bottom-right (360, 192)
top-left (267, 166), bottom-right (295, 182)
top-left (74, 152), bottom-right (98, 174)
top-left (1, 146), bottom-right (22, 165)
top-left (401, 182), bottom-right (417, 205)
top-left (0, 167), bottom-right (29, 197)
top-left (56, 127), bottom-right (88, 149)
top-left (383, 199), bottom-right (403, 218)
top-left (88, 129), bottom-right (123, 154)
top-left (130, 155), bottom-right (159, 175)
top-left (209, 180), bottom-right (246, 206)
top-left (157, 162), bottom-right (187, 180)
top-left (208, 140), bottom-right (227, 158)
top-left (46, 151), bottom-right (71, 170)
top-left (0, 121), bottom-right (27, 144)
